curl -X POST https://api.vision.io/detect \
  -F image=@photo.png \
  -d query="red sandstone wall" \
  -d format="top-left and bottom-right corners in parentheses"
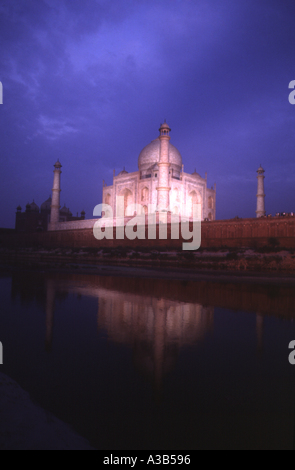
top-left (2, 216), bottom-right (295, 249)
top-left (201, 216), bottom-right (295, 248)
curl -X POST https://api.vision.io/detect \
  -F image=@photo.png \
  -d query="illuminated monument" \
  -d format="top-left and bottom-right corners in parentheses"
top-left (102, 122), bottom-right (217, 220)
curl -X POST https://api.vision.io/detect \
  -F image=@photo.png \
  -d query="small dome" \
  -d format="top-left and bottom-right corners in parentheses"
top-left (60, 204), bottom-right (72, 216)
top-left (192, 169), bottom-right (201, 178)
top-left (118, 168), bottom-right (128, 176)
top-left (30, 201), bottom-right (39, 212)
top-left (41, 196), bottom-right (52, 211)
top-left (17, 205), bottom-right (22, 212)
top-left (159, 121), bottom-right (171, 131)
top-left (138, 137), bottom-right (182, 172)
top-left (257, 165), bottom-right (265, 173)
top-left (54, 160), bottom-right (62, 169)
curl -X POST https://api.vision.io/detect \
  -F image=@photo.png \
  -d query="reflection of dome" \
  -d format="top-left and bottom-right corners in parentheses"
top-left (138, 137), bottom-right (182, 172)
top-left (41, 196), bottom-right (52, 212)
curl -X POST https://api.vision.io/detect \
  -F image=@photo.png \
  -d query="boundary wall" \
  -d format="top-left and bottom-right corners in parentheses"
top-left (1, 216), bottom-right (295, 249)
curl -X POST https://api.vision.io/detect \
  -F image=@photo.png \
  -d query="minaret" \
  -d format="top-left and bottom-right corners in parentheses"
top-left (157, 122), bottom-right (171, 211)
top-left (256, 165), bottom-right (266, 218)
top-left (50, 160), bottom-right (62, 225)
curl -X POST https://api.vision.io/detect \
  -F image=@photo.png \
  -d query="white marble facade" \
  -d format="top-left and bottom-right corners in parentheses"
top-left (102, 123), bottom-right (216, 221)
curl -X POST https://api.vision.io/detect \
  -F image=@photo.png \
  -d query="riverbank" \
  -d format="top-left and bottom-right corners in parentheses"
top-left (1, 246), bottom-right (295, 278)
top-left (0, 372), bottom-right (93, 450)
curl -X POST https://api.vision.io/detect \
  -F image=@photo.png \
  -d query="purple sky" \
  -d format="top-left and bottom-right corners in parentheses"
top-left (1, 0), bottom-right (295, 228)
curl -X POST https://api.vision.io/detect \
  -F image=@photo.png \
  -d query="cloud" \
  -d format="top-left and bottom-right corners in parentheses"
top-left (30, 115), bottom-right (79, 141)
top-left (1, 0), bottom-right (295, 227)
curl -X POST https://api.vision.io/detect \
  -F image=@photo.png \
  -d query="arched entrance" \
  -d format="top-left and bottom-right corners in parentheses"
top-left (120, 189), bottom-right (133, 216)
top-left (141, 187), bottom-right (149, 202)
top-left (188, 190), bottom-right (202, 219)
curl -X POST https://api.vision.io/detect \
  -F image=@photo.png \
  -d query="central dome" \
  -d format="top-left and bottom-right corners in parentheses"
top-left (138, 137), bottom-right (183, 172)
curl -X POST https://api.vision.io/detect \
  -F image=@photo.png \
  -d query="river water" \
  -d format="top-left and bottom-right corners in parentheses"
top-left (1, 269), bottom-right (295, 450)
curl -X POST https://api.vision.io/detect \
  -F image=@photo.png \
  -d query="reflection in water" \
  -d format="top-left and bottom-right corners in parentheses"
top-left (256, 314), bottom-right (264, 354)
top-left (10, 271), bottom-right (295, 394)
top-left (42, 275), bottom-right (214, 397)
top-left (11, 272), bottom-right (295, 318)
top-left (45, 279), bottom-right (55, 352)
top-left (96, 290), bottom-right (213, 398)
top-left (7, 271), bottom-right (295, 449)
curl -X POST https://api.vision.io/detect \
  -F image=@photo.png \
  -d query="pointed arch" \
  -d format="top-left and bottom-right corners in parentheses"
top-left (141, 187), bottom-right (149, 202)
top-left (120, 189), bottom-right (133, 216)
top-left (105, 193), bottom-right (111, 206)
top-left (188, 190), bottom-right (202, 218)
top-left (174, 187), bottom-right (180, 203)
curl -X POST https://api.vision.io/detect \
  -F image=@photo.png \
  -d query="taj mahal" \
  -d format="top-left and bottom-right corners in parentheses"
top-left (102, 122), bottom-right (216, 221)
top-left (15, 121), bottom-right (271, 235)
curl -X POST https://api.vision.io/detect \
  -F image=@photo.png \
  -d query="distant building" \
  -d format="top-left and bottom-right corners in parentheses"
top-left (15, 194), bottom-right (85, 232)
